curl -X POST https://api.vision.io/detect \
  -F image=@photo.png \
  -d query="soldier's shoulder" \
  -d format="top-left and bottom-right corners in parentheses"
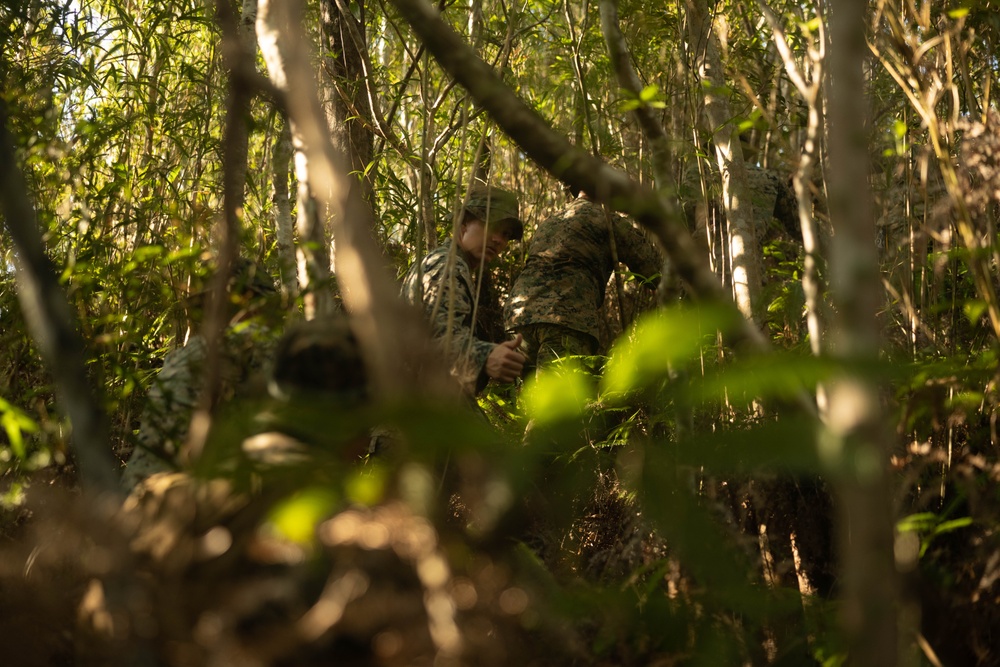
top-left (416, 243), bottom-right (459, 276)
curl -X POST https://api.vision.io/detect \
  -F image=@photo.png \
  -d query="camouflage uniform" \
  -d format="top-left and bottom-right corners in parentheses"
top-left (401, 239), bottom-right (495, 395)
top-left (401, 184), bottom-right (523, 396)
top-left (123, 325), bottom-right (277, 489)
top-left (504, 197), bottom-right (662, 371)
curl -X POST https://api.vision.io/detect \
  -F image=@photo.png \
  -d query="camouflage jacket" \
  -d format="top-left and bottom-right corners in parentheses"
top-left (123, 325), bottom-right (276, 489)
top-left (401, 239), bottom-right (495, 395)
top-left (504, 198), bottom-right (662, 339)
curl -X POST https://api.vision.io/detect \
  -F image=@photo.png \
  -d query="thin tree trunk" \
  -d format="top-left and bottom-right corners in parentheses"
top-left (185, 0), bottom-right (260, 464)
top-left (686, 0), bottom-right (762, 325)
top-left (257, 0), bottom-right (455, 401)
top-left (758, 0), bottom-right (827, 405)
top-left (599, 0), bottom-right (680, 307)
top-left (825, 1), bottom-right (898, 664)
top-left (598, 0), bottom-right (673, 193)
top-left (321, 0), bottom-right (375, 207)
top-left (272, 116), bottom-right (298, 303)
top-left (0, 102), bottom-right (120, 498)
top-left (293, 150), bottom-right (336, 318)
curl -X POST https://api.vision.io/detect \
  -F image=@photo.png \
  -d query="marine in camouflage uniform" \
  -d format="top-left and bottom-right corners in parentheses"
top-left (401, 184), bottom-right (525, 395)
top-left (122, 260), bottom-right (280, 489)
top-left (504, 194), bottom-right (663, 373)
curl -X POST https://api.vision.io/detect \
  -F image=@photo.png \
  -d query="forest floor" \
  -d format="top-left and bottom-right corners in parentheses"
top-left (1, 437), bottom-right (1000, 666)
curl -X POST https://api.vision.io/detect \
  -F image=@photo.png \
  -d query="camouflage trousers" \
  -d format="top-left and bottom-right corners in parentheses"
top-left (513, 323), bottom-right (597, 376)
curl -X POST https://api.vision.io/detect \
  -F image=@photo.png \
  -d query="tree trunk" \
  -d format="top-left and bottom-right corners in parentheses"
top-left (186, 0), bottom-right (261, 464)
top-left (825, 1), bottom-right (899, 664)
top-left (757, 0), bottom-right (827, 400)
top-left (685, 0), bottom-right (762, 325)
top-left (598, 0), bottom-right (673, 194)
top-left (321, 0), bottom-right (375, 208)
top-left (257, 0), bottom-right (455, 400)
top-left (272, 116), bottom-right (298, 304)
top-left (292, 150), bottom-right (336, 319)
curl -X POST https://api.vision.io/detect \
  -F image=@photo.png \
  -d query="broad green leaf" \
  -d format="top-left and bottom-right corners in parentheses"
top-left (345, 464), bottom-right (389, 507)
top-left (603, 305), bottom-right (736, 396)
top-left (0, 398), bottom-right (39, 460)
top-left (639, 443), bottom-right (788, 618)
top-left (963, 299), bottom-right (987, 323)
top-left (688, 354), bottom-right (845, 406)
top-left (267, 487), bottom-right (340, 545)
top-left (522, 360), bottom-right (594, 426)
top-left (672, 417), bottom-right (823, 473)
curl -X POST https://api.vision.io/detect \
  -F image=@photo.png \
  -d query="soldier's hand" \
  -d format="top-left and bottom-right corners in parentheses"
top-left (485, 334), bottom-right (526, 383)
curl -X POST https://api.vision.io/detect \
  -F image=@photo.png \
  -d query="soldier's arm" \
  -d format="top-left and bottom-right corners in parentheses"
top-left (612, 216), bottom-right (664, 288)
top-left (419, 261), bottom-right (497, 392)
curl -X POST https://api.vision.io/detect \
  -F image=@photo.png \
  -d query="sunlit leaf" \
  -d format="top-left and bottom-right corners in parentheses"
top-left (963, 299), bottom-right (987, 323)
top-left (522, 359), bottom-right (594, 426)
top-left (603, 305), bottom-right (736, 396)
top-left (267, 487), bottom-right (340, 544)
top-left (345, 464), bottom-right (389, 507)
top-left (688, 353), bottom-right (844, 406)
top-left (639, 84), bottom-right (660, 102)
top-left (0, 398), bottom-right (39, 460)
top-left (672, 417), bottom-right (822, 473)
top-left (898, 512), bottom-right (974, 558)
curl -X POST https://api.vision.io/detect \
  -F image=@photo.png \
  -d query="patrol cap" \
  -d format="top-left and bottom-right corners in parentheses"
top-left (464, 183), bottom-right (524, 241)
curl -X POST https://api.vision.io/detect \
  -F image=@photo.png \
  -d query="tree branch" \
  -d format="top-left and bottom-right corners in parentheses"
top-left (598, 0), bottom-right (673, 191)
top-left (387, 0), bottom-right (771, 354)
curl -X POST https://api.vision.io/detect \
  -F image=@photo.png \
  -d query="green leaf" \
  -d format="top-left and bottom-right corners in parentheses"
top-left (897, 512), bottom-right (937, 534)
top-left (932, 516), bottom-right (973, 537)
top-left (689, 353), bottom-right (840, 406)
top-left (947, 7), bottom-right (970, 19)
top-left (963, 299), bottom-right (987, 323)
top-left (522, 359), bottom-right (594, 426)
top-left (266, 486), bottom-right (340, 545)
top-left (897, 512), bottom-right (974, 558)
top-left (345, 464), bottom-right (389, 507)
top-left (672, 417), bottom-right (823, 474)
top-left (602, 305), bottom-right (736, 396)
top-left (639, 84), bottom-right (660, 102)
top-left (0, 398), bottom-right (39, 460)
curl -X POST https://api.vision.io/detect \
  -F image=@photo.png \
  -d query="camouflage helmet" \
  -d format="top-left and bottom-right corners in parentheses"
top-left (229, 257), bottom-right (277, 297)
top-left (269, 314), bottom-right (368, 404)
top-left (464, 183), bottom-right (524, 240)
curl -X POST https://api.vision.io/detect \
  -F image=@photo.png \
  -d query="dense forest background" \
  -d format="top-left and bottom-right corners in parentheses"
top-left (3, 0), bottom-right (1000, 665)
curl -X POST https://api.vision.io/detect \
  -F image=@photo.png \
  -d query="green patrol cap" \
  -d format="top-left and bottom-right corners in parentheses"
top-left (464, 183), bottom-right (524, 240)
